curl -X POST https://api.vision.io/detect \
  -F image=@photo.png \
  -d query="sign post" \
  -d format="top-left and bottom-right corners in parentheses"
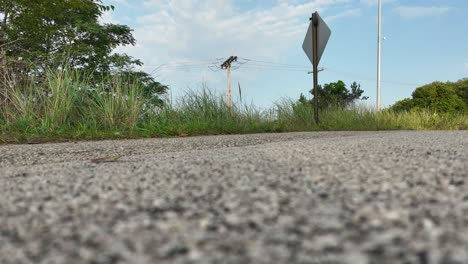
top-left (303, 12), bottom-right (331, 124)
top-left (312, 14), bottom-right (319, 124)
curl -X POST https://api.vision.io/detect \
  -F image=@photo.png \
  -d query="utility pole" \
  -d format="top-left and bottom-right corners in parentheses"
top-left (221, 56), bottom-right (237, 108)
top-left (377, 0), bottom-right (382, 111)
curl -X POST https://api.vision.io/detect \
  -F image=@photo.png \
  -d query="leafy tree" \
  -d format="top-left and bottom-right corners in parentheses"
top-left (299, 80), bottom-right (368, 109)
top-left (298, 93), bottom-right (309, 105)
top-left (391, 98), bottom-right (413, 112)
top-left (117, 70), bottom-right (169, 105)
top-left (454, 78), bottom-right (468, 106)
top-left (0, 0), bottom-right (131, 71)
top-left (391, 81), bottom-right (467, 113)
top-left (0, 0), bottom-right (167, 104)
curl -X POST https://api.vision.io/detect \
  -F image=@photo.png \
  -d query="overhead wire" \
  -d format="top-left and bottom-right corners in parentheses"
top-left (139, 58), bottom-right (224, 71)
top-left (138, 60), bottom-right (223, 77)
top-left (135, 57), bottom-right (422, 87)
top-left (237, 63), bottom-right (310, 69)
top-left (138, 57), bottom-right (311, 72)
top-left (140, 63), bottom-right (217, 69)
top-left (325, 68), bottom-right (423, 87)
top-left (237, 57), bottom-right (423, 86)
top-left (234, 65), bottom-right (310, 72)
top-left (238, 57), bottom-right (311, 68)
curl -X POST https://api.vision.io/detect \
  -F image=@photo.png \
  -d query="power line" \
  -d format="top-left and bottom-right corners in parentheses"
top-left (238, 57), bottom-right (311, 68)
top-left (140, 63), bottom-right (216, 69)
top-left (234, 65), bottom-right (310, 72)
top-left (237, 63), bottom-right (310, 70)
top-left (325, 68), bottom-right (423, 87)
top-left (135, 57), bottom-right (421, 87)
top-left (138, 59), bottom-right (224, 72)
top-left (138, 57), bottom-right (312, 72)
top-left (143, 59), bottom-right (222, 66)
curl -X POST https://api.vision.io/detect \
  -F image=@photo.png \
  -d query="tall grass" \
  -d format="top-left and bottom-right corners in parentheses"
top-left (0, 68), bottom-right (467, 143)
top-left (0, 69), bottom-right (149, 142)
top-left (152, 88), bottom-right (273, 136)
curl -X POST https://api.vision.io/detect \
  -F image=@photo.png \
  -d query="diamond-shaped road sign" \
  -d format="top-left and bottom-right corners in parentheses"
top-left (302, 12), bottom-right (331, 65)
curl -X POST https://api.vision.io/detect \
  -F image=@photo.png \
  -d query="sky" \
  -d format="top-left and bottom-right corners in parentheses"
top-left (101, 0), bottom-right (468, 109)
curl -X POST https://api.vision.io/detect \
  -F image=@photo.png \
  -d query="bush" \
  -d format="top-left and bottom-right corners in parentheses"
top-left (391, 80), bottom-right (468, 114)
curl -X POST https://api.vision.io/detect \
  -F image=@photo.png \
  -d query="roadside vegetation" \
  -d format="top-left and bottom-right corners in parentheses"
top-left (390, 79), bottom-right (468, 114)
top-left (1, 69), bottom-right (467, 143)
top-left (1, 0), bottom-right (467, 144)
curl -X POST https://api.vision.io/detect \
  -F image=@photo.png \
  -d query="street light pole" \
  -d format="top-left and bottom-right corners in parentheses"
top-left (377, 0), bottom-right (382, 111)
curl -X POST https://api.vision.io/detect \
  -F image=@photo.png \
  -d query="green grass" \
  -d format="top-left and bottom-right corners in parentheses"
top-left (1, 69), bottom-right (467, 144)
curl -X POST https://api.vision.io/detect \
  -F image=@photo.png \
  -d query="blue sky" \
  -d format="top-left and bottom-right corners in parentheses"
top-left (102, 0), bottom-right (468, 108)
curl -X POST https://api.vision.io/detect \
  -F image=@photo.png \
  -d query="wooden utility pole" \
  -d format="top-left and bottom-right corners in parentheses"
top-left (227, 65), bottom-right (231, 107)
top-left (221, 56), bottom-right (237, 108)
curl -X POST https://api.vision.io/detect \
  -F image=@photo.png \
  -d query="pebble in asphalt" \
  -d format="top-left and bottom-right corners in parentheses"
top-left (0, 131), bottom-right (467, 264)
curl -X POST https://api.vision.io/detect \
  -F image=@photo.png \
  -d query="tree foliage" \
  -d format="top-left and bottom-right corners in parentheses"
top-left (0, 0), bottom-right (167, 104)
top-left (391, 80), bottom-right (468, 113)
top-left (455, 78), bottom-right (468, 106)
top-left (391, 98), bottom-right (413, 112)
top-left (298, 80), bottom-right (368, 109)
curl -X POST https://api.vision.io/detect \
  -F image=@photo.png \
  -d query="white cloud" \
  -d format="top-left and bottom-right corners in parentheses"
top-left (393, 6), bottom-right (452, 19)
top-left (115, 0), bottom-right (353, 89)
top-left (327, 8), bottom-right (362, 22)
top-left (99, 10), bottom-right (117, 24)
top-left (465, 63), bottom-right (468, 72)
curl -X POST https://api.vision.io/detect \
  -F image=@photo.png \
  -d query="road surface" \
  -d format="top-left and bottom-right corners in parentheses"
top-left (1, 131), bottom-right (467, 264)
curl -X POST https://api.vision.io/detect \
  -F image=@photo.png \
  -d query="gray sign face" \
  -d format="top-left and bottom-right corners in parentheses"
top-left (302, 12), bottom-right (331, 65)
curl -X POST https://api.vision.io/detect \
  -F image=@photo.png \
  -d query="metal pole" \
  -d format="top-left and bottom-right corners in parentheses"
top-left (312, 12), bottom-right (319, 124)
top-left (377, 0), bottom-right (382, 111)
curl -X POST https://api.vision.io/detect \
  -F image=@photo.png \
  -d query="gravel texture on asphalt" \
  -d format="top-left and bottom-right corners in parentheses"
top-left (0, 131), bottom-right (467, 264)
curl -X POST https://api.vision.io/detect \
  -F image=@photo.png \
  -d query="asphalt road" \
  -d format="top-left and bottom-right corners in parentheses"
top-left (1, 131), bottom-right (467, 264)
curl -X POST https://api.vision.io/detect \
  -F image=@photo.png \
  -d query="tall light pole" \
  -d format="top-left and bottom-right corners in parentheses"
top-left (377, 0), bottom-right (382, 111)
